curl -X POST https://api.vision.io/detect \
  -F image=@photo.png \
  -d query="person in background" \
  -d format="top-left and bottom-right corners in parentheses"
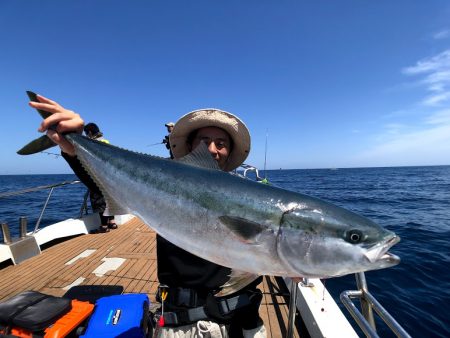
top-left (82, 122), bottom-right (117, 233)
top-left (83, 122), bottom-right (109, 143)
top-left (31, 95), bottom-right (266, 338)
top-left (59, 121), bottom-right (116, 233)
top-left (162, 122), bottom-right (174, 159)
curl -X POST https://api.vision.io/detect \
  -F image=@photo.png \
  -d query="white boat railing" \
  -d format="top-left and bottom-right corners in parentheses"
top-left (0, 180), bottom-right (85, 241)
top-left (290, 273), bottom-right (411, 338)
top-left (239, 163), bottom-right (265, 181)
top-left (286, 279), bottom-right (298, 338)
top-left (340, 272), bottom-right (412, 338)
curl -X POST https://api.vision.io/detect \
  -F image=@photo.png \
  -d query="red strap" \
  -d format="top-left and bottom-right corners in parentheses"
top-left (158, 316), bottom-right (165, 327)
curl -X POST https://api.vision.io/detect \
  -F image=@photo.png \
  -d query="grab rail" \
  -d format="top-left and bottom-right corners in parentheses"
top-left (0, 180), bottom-right (85, 234)
top-left (79, 189), bottom-right (90, 218)
top-left (0, 181), bottom-right (81, 199)
top-left (340, 272), bottom-right (411, 338)
top-left (240, 163), bottom-right (264, 181)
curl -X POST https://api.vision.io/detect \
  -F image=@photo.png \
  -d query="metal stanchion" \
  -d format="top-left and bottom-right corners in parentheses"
top-left (356, 272), bottom-right (376, 330)
top-left (286, 279), bottom-right (298, 338)
top-left (20, 217), bottom-right (28, 238)
top-left (1, 223), bottom-right (11, 244)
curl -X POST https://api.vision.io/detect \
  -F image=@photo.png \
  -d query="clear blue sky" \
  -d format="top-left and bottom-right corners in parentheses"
top-left (1, 1), bottom-right (449, 174)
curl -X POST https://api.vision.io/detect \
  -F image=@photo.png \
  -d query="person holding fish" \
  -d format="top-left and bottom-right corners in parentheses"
top-left (162, 121), bottom-right (175, 159)
top-left (24, 91), bottom-right (401, 337)
top-left (30, 95), bottom-right (267, 338)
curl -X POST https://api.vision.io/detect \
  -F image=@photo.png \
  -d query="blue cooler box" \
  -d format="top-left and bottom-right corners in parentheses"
top-left (80, 293), bottom-right (151, 338)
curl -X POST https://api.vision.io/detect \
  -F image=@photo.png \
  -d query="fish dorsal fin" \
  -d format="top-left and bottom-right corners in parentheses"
top-left (216, 270), bottom-right (260, 297)
top-left (176, 141), bottom-right (221, 170)
top-left (219, 216), bottom-right (265, 244)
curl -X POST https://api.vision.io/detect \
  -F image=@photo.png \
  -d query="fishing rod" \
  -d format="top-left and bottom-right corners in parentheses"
top-left (147, 142), bottom-right (164, 147)
top-left (40, 151), bottom-right (61, 158)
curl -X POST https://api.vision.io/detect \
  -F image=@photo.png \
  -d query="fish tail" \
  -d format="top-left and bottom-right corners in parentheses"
top-left (17, 91), bottom-right (57, 155)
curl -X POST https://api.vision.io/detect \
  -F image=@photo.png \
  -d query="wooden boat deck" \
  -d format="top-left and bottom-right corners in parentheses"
top-left (0, 217), bottom-right (302, 337)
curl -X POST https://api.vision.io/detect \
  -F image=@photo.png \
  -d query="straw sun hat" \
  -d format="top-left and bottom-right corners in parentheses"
top-left (169, 109), bottom-right (251, 171)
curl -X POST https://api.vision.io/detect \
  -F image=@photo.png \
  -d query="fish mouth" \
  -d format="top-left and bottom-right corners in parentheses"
top-left (364, 235), bottom-right (401, 265)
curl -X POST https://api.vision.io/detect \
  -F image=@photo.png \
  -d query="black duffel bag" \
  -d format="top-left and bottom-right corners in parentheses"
top-left (0, 291), bottom-right (71, 334)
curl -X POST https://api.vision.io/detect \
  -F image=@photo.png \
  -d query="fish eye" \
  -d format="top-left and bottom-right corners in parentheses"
top-left (346, 229), bottom-right (363, 244)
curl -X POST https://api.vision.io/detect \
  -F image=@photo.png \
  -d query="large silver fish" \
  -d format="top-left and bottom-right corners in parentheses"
top-left (19, 92), bottom-right (400, 294)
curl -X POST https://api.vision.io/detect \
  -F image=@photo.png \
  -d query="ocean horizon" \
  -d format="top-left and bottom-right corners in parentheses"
top-left (2, 163), bottom-right (450, 176)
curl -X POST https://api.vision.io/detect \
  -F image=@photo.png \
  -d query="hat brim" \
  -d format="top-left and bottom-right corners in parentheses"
top-left (169, 109), bottom-right (250, 171)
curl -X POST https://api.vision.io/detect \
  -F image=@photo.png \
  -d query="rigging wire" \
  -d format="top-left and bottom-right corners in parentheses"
top-left (40, 151), bottom-right (61, 158)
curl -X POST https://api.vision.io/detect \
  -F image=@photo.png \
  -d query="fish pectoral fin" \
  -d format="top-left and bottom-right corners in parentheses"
top-left (17, 135), bottom-right (57, 155)
top-left (216, 270), bottom-right (260, 297)
top-left (219, 216), bottom-right (265, 244)
top-left (176, 141), bottom-right (221, 170)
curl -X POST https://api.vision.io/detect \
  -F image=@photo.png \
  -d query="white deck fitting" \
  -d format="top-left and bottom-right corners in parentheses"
top-left (65, 249), bottom-right (97, 265)
top-left (63, 277), bottom-right (86, 290)
top-left (0, 245), bottom-right (12, 264)
top-left (92, 257), bottom-right (126, 277)
top-left (33, 214), bottom-right (100, 246)
top-left (288, 277), bottom-right (359, 338)
top-left (34, 214), bottom-right (134, 247)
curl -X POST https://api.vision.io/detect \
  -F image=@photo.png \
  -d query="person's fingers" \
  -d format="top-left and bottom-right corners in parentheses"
top-left (46, 129), bottom-right (61, 143)
top-left (39, 111), bottom-right (83, 133)
top-left (30, 95), bottom-right (82, 156)
top-left (30, 101), bottom-right (62, 114)
top-left (35, 94), bottom-right (59, 106)
top-left (38, 113), bottom-right (63, 132)
top-left (56, 118), bottom-right (84, 134)
top-left (30, 94), bottom-right (63, 112)
top-left (47, 130), bottom-right (76, 156)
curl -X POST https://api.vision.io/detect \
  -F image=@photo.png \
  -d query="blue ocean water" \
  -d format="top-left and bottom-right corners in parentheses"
top-left (266, 166), bottom-right (450, 338)
top-left (0, 166), bottom-right (449, 337)
top-left (0, 174), bottom-right (87, 238)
